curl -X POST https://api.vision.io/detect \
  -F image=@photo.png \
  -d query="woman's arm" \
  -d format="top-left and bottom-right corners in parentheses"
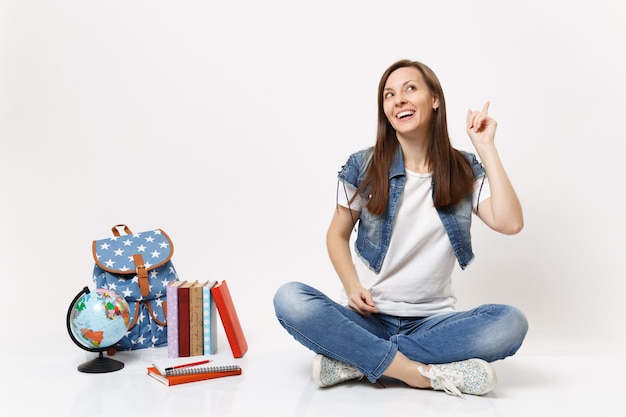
top-left (326, 204), bottom-right (378, 316)
top-left (467, 102), bottom-right (524, 235)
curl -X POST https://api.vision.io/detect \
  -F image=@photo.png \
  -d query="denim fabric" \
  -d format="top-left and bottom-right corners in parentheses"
top-left (337, 147), bottom-right (486, 272)
top-left (274, 282), bottom-right (528, 383)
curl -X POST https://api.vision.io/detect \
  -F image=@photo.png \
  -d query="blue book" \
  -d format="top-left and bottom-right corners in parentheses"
top-left (202, 281), bottom-right (218, 354)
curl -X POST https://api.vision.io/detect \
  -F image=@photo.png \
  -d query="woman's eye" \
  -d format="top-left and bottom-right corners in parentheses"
top-left (384, 92), bottom-right (394, 99)
top-left (406, 85), bottom-right (416, 92)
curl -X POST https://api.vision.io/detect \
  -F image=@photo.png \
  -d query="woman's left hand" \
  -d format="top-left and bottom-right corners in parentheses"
top-left (466, 101), bottom-right (497, 146)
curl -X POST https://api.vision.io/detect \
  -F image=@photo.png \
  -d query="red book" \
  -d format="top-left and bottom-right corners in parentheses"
top-left (177, 281), bottom-right (194, 357)
top-left (211, 280), bottom-right (248, 358)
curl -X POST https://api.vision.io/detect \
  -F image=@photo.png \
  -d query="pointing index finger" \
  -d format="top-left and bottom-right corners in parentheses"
top-left (482, 101), bottom-right (490, 114)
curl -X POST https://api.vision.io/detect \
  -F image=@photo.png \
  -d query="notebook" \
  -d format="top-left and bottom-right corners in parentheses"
top-left (148, 356), bottom-right (242, 386)
top-left (147, 366), bottom-right (242, 386)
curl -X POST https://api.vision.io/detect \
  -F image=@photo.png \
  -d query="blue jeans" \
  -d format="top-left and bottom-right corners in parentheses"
top-left (273, 282), bottom-right (528, 383)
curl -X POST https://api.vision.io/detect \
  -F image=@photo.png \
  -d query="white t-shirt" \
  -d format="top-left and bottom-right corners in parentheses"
top-left (337, 169), bottom-right (491, 316)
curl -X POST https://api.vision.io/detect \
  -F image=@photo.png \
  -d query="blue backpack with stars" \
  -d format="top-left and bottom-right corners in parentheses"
top-left (92, 224), bottom-right (179, 351)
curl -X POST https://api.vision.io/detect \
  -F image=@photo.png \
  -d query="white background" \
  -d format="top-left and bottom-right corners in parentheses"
top-left (1, 0), bottom-right (624, 363)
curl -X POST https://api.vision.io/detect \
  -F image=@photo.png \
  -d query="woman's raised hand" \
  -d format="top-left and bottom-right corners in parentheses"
top-left (466, 101), bottom-right (497, 147)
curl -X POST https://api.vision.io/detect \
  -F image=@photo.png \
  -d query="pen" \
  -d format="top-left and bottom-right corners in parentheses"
top-left (165, 359), bottom-right (211, 371)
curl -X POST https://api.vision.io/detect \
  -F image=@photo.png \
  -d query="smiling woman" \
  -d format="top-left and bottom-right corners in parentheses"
top-left (273, 59), bottom-right (527, 398)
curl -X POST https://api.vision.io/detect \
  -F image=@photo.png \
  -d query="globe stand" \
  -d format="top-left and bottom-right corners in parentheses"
top-left (78, 351), bottom-right (125, 373)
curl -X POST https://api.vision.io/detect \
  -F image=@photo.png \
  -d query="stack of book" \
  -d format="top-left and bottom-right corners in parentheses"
top-left (167, 279), bottom-right (248, 359)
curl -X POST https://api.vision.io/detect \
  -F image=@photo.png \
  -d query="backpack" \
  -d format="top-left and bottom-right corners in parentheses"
top-left (92, 224), bottom-right (179, 351)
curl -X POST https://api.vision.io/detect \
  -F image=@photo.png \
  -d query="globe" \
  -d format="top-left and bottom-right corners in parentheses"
top-left (66, 286), bottom-right (130, 373)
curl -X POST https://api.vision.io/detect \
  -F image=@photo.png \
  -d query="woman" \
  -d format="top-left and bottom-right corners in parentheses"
top-left (273, 59), bottom-right (528, 398)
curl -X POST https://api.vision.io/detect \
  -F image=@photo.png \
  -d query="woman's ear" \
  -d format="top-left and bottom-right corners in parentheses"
top-left (432, 96), bottom-right (440, 111)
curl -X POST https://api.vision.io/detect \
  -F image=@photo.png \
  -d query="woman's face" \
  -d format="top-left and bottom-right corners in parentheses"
top-left (382, 66), bottom-right (438, 138)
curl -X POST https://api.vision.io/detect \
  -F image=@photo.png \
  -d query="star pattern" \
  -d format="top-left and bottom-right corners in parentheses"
top-left (92, 229), bottom-right (179, 351)
top-left (95, 229), bottom-right (172, 273)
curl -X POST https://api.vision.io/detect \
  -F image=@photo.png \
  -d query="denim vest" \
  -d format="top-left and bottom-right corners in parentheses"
top-left (337, 146), bottom-right (486, 273)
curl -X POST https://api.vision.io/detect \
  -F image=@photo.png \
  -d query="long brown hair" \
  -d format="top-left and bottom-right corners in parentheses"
top-left (355, 60), bottom-right (475, 215)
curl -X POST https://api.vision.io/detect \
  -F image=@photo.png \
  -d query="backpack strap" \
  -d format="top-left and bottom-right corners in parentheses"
top-left (125, 301), bottom-right (141, 330)
top-left (147, 301), bottom-right (168, 326)
top-left (133, 253), bottom-right (150, 297)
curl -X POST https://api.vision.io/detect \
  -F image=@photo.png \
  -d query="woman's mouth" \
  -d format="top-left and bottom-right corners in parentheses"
top-left (397, 110), bottom-right (415, 120)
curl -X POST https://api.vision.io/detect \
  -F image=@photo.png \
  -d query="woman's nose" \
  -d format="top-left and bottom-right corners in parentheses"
top-left (394, 92), bottom-right (406, 105)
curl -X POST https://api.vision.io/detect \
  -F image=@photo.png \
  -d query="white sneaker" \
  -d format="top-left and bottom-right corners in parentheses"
top-left (418, 358), bottom-right (497, 398)
top-left (311, 354), bottom-right (364, 387)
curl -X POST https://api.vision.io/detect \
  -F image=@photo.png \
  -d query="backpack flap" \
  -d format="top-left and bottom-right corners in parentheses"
top-left (92, 225), bottom-right (174, 296)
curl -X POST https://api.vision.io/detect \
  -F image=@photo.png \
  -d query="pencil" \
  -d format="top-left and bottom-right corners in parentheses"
top-left (164, 359), bottom-right (211, 371)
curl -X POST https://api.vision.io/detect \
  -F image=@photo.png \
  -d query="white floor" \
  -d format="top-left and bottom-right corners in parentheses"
top-left (3, 330), bottom-right (625, 417)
